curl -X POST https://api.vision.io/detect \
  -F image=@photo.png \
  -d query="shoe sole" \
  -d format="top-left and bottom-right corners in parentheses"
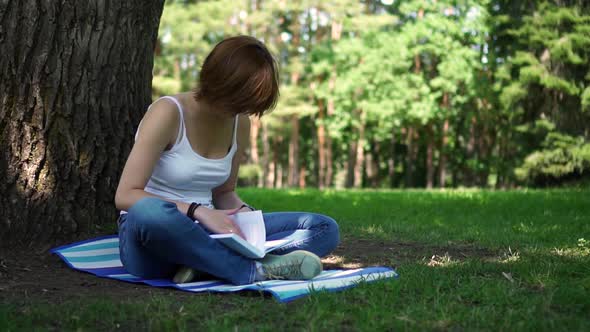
top-left (173, 266), bottom-right (195, 284)
top-left (298, 253), bottom-right (323, 279)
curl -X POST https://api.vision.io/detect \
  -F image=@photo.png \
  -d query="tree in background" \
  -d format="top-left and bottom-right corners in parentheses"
top-left (490, 0), bottom-right (590, 187)
top-left (4, 0), bottom-right (586, 244)
top-left (152, 0), bottom-right (590, 189)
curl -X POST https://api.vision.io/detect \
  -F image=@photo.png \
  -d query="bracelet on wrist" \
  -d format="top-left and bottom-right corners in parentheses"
top-left (240, 203), bottom-right (255, 211)
top-left (187, 202), bottom-right (202, 221)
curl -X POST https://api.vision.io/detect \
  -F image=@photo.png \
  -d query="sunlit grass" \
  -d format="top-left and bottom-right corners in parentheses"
top-left (2, 189), bottom-right (589, 331)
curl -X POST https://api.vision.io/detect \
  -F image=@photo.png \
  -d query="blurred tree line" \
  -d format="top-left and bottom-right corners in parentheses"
top-left (153, 0), bottom-right (590, 189)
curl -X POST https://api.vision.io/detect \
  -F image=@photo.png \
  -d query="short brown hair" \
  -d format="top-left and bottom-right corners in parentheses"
top-left (194, 35), bottom-right (279, 117)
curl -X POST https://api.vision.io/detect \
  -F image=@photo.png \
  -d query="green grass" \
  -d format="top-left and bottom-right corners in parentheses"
top-left (2, 189), bottom-right (590, 331)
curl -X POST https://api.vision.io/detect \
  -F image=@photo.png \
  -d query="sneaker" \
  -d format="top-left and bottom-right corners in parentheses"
top-left (173, 266), bottom-right (197, 284)
top-left (260, 250), bottom-right (323, 280)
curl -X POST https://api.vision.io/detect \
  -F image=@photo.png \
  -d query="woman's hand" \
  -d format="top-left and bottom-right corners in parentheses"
top-left (193, 207), bottom-right (246, 239)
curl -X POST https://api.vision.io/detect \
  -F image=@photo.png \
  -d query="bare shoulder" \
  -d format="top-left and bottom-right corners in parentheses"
top-left (136, 97), bottom-right (180, 148)
top-left (144, 98), bottom-right (179, 124)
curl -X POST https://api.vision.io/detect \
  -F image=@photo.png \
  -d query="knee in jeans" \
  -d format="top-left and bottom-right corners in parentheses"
top-left (129, 197), bottom-right (167, 212)
top-left (319, 214), bottom-right (340, 251)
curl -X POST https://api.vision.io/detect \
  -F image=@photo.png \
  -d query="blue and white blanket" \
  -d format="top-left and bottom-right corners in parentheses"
top-left (51, 235), bottom-right (398, 303)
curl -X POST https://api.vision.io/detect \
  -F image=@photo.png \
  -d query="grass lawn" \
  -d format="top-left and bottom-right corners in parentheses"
top-left (2, 189), bottom-right (589, 331)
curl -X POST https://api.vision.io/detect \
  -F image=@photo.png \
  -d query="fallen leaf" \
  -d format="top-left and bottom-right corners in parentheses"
top-left (502, 272), bottom-right (514, 283)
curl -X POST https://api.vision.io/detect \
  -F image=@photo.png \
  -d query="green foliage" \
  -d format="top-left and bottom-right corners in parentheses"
top-left (516, 132), bottom-right (590, 185)
top-left (151, 0), bottom-right (590, 189)
top-left (238, 163), bottom-right (262, 185)
top-left (495, 2), bottom-right (590, 127)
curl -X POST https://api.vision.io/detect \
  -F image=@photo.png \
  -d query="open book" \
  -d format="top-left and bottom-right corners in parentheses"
top-left (209, 210), bottom-right (292, 259)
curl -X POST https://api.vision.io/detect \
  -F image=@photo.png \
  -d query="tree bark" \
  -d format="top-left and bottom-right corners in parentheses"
top-left (278, 135), bottom-right (285, 188)
top-left (325, 134), bottom-right (334, 187)
top-left (317, 98), bottom-right (326, 188)
top-left (439, 119), bottom-right (450, 188)
top-left (465, 115), bottom-right (477, 186)
top-left (270, 136), bottom-right (280, 188)
top-left (261, 120), bottom-right (271, 187)
top-left (287, 114), bottom-right (300, 187)
top-left (299, 164), bottom-right (306, 188)
top-left (276, 163), bottom-right (283, 188)
top-left (405, 126), bottom-right (415, 188)
top-left (0, 0), bottom-right (165, 245)
top-left (365, 141), bottom-right (379, 188)
top-left (325, 98), bottom-right (335, 187)
top-left (250, 116), bottom-right (260, 165)
top-left (388, 129), bottom-right (396, 187)
top-left (249, 116), bottom-right (261, 187)
top-left (324, 20), bottom-right (340, 188)
top-left (286, 12), bottom-right (301, 188)
top-left (345, 141), bottom-right (357, 188)
top-left (287, 66), bottom-right (300, 187)
top-left (439, 92), bottom-right (451, 188)
top-left (426, 123), bottom-right (435, 189)
top-left (353, 111), bottom-right (366, 188)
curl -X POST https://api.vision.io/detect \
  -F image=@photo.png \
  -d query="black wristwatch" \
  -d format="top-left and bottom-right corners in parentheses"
top-left (240, 203), bottom-right (256, 211)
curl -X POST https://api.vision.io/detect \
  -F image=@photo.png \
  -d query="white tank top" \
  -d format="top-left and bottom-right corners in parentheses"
top-left (121, 96), bottom-right (238, 213)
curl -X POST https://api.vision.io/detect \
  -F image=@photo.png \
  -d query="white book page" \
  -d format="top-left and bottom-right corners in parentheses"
top-left (228, 210), bottom-right (265, 252)
top-left (264, 239), bottom-right (293, 252)
top-left (210, 233), bottom-right (265, 258)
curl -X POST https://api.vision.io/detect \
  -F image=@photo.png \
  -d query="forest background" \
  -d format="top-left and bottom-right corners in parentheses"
top-left (153, 0), bottom-right (590, 190)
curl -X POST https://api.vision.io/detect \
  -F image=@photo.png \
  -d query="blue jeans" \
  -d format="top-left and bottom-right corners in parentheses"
top-left (118, 197), bottom-right (340, 285)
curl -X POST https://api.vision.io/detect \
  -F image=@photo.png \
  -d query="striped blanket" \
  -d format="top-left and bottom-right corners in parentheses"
top-left (51, 235), bottom-right (398, 303)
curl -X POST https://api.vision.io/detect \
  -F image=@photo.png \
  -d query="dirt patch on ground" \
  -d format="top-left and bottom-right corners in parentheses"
top-left (0, 237), bottom-right (498, 305)
top-left (322, 236), bottom-right (498, 270)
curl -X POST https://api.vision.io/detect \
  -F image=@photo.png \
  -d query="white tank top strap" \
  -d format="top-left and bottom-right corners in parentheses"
top-left (232, 115), bottom-right (239, 146)
top-left (158, 96), bottom-right (185, 147)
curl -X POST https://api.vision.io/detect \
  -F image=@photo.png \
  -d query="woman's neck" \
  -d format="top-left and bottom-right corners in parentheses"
top-left (196, 100), bottom-right (234, 121)
top-left (179, 93), bottom-right (233, 122)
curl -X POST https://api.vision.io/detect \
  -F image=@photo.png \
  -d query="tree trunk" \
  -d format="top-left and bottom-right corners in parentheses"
top-left (426, 124), bottom-right (435, 189)
top-left (439, 119), bottom-right (450, 188)
top-left (405, 8), bottom-right (424, 189)
top-left (365, 142), bottom-right (379, 188)
top-left (325, 135), bottom-right (333, 187)
top-left (276, 163), bottom-right (283, 188)
top-left (270, 136), bottom-right (280, 188)
top-left (325, 98), bottom-right (335, 187)
top-left (325, 20), bottom-right (340, 188)
top-left (261, 120), bottom-right (271, 187)
top-left (299, 164), bottom-right (306, 188)
top-left (250, 116), bottom-right (260, 164)
top-left (405, 126), bottom-right (415, 188)
top-left (345, 141), bottom-right (357, 188)
top-left (388, 129), bottom-right (396, 187)
top-left (465, 115), bottom-right (476, 186)
top-left (353, 111), bottom-right (366, 188)
top-left (0, 0), bottom-right (165, 245)
top-left (287, 115), bottom-right (300, 187)
top-left (477, 123), bottom-right (492, 187)
top-left (286, 14), bottom-right (301, 188)
top-left (317, 98), bottom-right (326, 188)
top-left (249, 116), bottom-right (261, 187)
top-left (439, 92), bottom-right (451, 188)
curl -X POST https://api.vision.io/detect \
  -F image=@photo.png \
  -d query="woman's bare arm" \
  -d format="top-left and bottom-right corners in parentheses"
top-left (114, 99), bottom-right (195, 214)
top-left (212, 115), bottom-right (251, 210)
